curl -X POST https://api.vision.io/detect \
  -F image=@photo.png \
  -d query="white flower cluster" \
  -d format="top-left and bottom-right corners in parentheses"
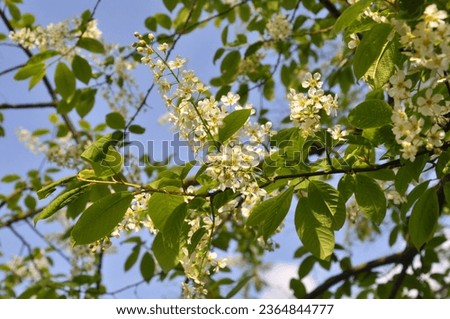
top-left (388, 5), bottom-right (449, 161)
top-left (111, 193), bottom-right (155, 238)
top-left (133, 33), bottom-right (275, 197)
top-left (98, 45), bottom-right (140, 117)
top-left (386, 189), bottom-right (407, 205)
top-left (266, 13), bottom-right (292, 41)
top-left (9, 18), bottom-right (101, 53)
top-left (392, 4), bottom-right (449, 74)
top-left (16, 128), bottom-right (85, 169)
top-left (133, 33), bottom-right (281, 294)
top-left (180, 212), bottom-right (227, 298)
top-left (6, 249), bottom-right (50, 282)
top-left (288, 72), bottom-right (339, 137)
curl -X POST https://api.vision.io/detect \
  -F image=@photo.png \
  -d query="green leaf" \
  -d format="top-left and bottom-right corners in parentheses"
top-left (106, 112), bottom-right (126, 130)
top-left (140, 252), bottom-right (155, 282)
top-left (400, 181), bottom-right (430, 215)
top-left (362, 169), bottom-right (396, 181)
top-left (24, 194), bottom-right (36, 210)
top-left (147, 193), bottom-right (185, 230)
top-left (338, 174), bottom-right (355, 202)
top-left (221, 25), bottom-right (229, 45)
top-left (295, 197), bottom-right (335, 260)
top-left (152, 232), bottom-right (178, 272)
top-left (220, 50), bottom-right (241, 82)
top-left (348, 99), bottom-right (392, 129)
top-left (124, 245), bottom-right (140, 271)
top-left (395, 154), bottom-right (428, 194)
top-left (144, 16), bottom-right (157, 31)
top-left (128, 124), bottom-right (146, 134)
top-left (263, 78), bottom-right (275, 100)
top-left (155, 13), bottom-right (171, 29)
top-left (332, 0), bottom-right (371, 34)
top-left (444, 183), bottom-right (450, 209)
top-left (225, 275), bottom-right (253, 299)
top-left (309, 180), bottom-right (346, 230)
top-left (365, 35), bottom-right (402, 89)
top-left (66, 190), bottom-right (90, 219)
top-left (354, 174), bottom-right (386, 225)
top-left (436, 149), bottom-right (450, 178)
top-left (81, 133), bottom-right (116, 164)
top-left (71, 191), bottom-right (133, 245)
top-left (72, 55), bottom-right (92, 84)
top-left (353, 23), bottom-right (393, 79)
top-left (28, 68), bottom-right (46, 90)
top-left (37, 175), bottom-right (77, 199)
top-left (245, 41), bottom-right (263, 58)
top-left (77, 37), bottom-right (105, 53)
top-left (75, 88), bottom-right (96, 117)
top-left (246, 187), bottom-right (293, 239)
top-left (218, 109), bottom-right (251, 143)
top-left (398, 0), bottom-right (424, 20)
top-left (7, 3), bottom-right (21, 20)
top-left (14, 62), bottom-right (45, 81)
top-left (163, 0), bottom-right (177, 12)
top-left (162, 203), bottom-right (187, 249)
top-left (308, 181), bottom-right (339, 219)
top-left (1, 174), bottom-right (21, 183)
top-left (34, 184), bottom-right (90, 224)
top-left (54, 62), bottom-right (76, 100)
top-left (27, 50), bottom-right (58, 64)
top-left (91, 146), bottom-right (124, 177)
top-left (409, 188), bottom-right (439, 249)
top-left (213, 48), bottom-right (225, 64)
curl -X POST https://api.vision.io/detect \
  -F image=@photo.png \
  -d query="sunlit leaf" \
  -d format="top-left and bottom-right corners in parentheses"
top-left (34, 184), bottom-right (90, 224)
top-left (354, 174), bottom-right (386, 225)
top-left (295, 197), bottom-right (335, 260)
top-left (72, 191), bottom-right (133, 245)
top-left (218, 109), bottom-right (251, 143)
top-left (247, 187), bottom-right (293, 239)
top-left (77, 37), bottom-right (105, 53)
top-left (409, 188), bottom-right (439, 249)
top-left (54, 62), bottom-right (76, 100)
top-left (348, 99), bottom-right (392, 129)
top-left (333, 0), bottom-right (371, 34)
top-left (353, 24), bottom-right (392, 79)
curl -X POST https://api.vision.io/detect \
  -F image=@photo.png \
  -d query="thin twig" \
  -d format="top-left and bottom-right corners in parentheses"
top-left (318, 0), bottom-right (341, 19)
top-left (23, 219), bottom-right (72, 264)
top-left (7, 224), bottom-right (44, 278)
top-left (0, 102), bottom-right (56, 110)
top-left (0, 208), bottom-right (42, 228)
top-left (303, 246), bottom-right (417, 298)
top-left (0, 63), bottom-right (24, 77)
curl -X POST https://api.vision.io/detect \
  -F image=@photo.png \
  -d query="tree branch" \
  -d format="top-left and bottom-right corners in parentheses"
top-left (388, 257), bottom-right (411, 298)
top-left (7, 224), bottom-right (44, 278)
top-left (21, 219), bottom-right (72, 265)
top-left (264, 142), bottom-right (450, 187)
top-left (318, 0), bottom-right (341, 19)
top-left (0, 102), bottom-right (56, 110)
top-left (303, 246), bottom-right (418, 298)
top-left (0, 208), bottom-right (42, 228)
